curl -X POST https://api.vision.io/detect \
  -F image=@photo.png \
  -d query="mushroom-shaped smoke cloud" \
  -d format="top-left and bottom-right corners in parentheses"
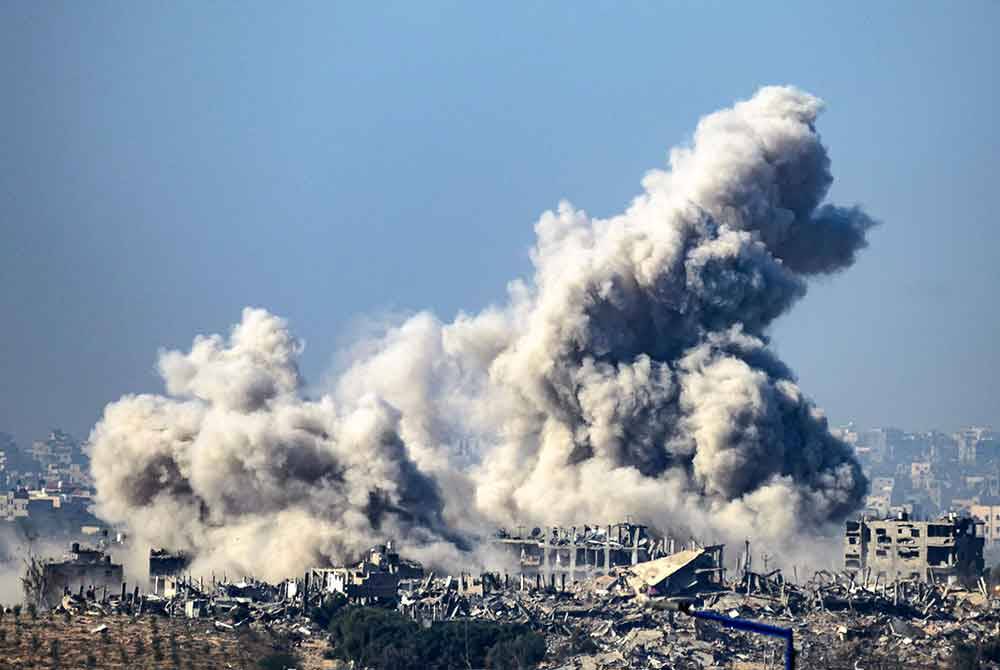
top-left (91, 86), bottom-right (876, 579)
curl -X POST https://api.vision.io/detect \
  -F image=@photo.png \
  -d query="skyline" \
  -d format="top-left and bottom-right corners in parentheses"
top-left (2, 2), bottom-right (999, 444)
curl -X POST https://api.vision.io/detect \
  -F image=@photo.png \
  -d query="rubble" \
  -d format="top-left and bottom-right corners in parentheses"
top-left (388, 543), bottom-right (1000, 668)
top-left (13, 537), bottom-right (1000, 668)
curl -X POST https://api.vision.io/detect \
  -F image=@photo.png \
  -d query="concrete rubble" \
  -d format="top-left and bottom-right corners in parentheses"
top-left (19, 538), bottom-right (1000, 668)
top-left (392, 554), bottom-right (1000, 668)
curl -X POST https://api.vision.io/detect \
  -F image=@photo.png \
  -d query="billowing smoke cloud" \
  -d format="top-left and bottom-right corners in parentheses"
top-left (90, 86), bottom-right (876, 580)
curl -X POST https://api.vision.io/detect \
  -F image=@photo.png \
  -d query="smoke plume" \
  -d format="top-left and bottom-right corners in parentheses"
top-left (90, 86), bottom-right (876, 580)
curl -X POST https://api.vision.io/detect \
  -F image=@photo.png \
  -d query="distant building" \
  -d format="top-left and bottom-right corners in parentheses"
top-left (856, 428), bottom-right (904, 464)
top-left (864, 493), bottom-right (891, 519)
top-left (0, 488), bottom-right (29, 521)
top-left (844, 513), bottom-right (984, 583)
top-left (950, 497), bottom-right (978, 516)
top-left (0, 433), bottom-right (41, 488)
top-left (970, 502), bottom-right (1000, 548)
top-left (0, 481), bottom-right (104, 546)
top-left (910, 462), bottom-right (933, 489)
top-left (871, 477), bottom-right (895, 496)
top-left (956, 427), bottom-right (998, 466)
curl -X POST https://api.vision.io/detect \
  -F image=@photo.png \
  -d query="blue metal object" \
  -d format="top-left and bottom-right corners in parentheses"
top-left (660, 601), bottom-right (795, 670)
top-left (688, 610), bottom-right (795, 670)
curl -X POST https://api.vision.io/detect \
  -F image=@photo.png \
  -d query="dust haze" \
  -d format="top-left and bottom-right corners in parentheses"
top-left (88, 86), bottom-right (876, 581)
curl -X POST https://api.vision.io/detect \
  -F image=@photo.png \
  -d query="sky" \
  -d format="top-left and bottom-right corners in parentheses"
top-left (0, 1), bottom-right (997, 447)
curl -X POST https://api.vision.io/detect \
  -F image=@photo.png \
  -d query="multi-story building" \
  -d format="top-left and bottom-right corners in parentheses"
top-left (0, 488), bottom-right (29, 521)
top-left (856, 428), bottom-right (906, 464)
top-left (956, 427), bottom-right (998, 466)
top-left (970, 501), bottom-right (1000, 548)
top-left (864, 493), bottom-right (891, 518)
top-left (33, 543), bottom-right (123, 608)
top-left (911, 462), bottom-right (933, 489)
top-left (844, 512), bottom-right (984, 583)
top-left (26, 430), bottom-right (89, 486)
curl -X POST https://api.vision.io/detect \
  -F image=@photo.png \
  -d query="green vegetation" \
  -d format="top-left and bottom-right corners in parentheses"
top-left (257, 650), bottom-right (301, 670)
top-left (326, 607), bottom-right (545, 670)
top-left (308, 593), bottom-right (348, 629)
top-left (952, 637), bottom-right (1000, 670)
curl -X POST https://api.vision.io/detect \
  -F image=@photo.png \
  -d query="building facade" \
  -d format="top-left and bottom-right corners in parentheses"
top-left (970, 503), bottom-right (1000, 548)
top-left (844, 513), bottom-right (984, 583)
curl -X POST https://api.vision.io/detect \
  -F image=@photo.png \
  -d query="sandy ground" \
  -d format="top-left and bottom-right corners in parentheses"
top-left (0, 612), bottom-right (321, 670)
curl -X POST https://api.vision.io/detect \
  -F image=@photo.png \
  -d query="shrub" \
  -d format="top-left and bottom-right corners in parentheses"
top-left (326, 607), bottom-right (545, 670)
top-left (486, 633), bottom-right (546, 670)
top-left (982, 635), bottom-right (1000, 662)
top-left (952, 642), bottom-right (978, 670)
top-left (308, 593), bottom-right (347, 629)
top-left (257, 651), bottom-right (301, 670)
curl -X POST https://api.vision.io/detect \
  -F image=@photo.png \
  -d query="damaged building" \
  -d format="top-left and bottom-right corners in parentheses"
top-left (309, 542), bottom-right (422, 605)
top-left (38, 542), bottom-right (124, 607)
top-left (149, 548), bottom-right (194, 597)
top-left (493, 521), bottom-right (680, 580)
top-left (844, 512), bottom-right (984, 583)
top-left (150, 548), bottom-right (192, 577)
top-left (623, 547), bottom-right (725, 599)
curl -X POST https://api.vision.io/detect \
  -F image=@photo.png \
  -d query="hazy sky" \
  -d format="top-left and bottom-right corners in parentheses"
top-left (1, 2), bottom-right (997, 446)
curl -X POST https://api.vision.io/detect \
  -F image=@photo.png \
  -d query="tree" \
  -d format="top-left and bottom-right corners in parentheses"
top-left (325, 607), bottom-right (546, 670)
top-left (20, 553), bottom-right (50, 610)
top-left (257, 651), bottom-right (301, 670)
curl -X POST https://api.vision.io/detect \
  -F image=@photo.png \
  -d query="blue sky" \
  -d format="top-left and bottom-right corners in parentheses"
top-left (1, 2), bottom-right (997, 445)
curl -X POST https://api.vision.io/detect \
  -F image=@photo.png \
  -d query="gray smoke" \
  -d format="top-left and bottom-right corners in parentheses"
top-left (90, 86), bottom-right (876, 580)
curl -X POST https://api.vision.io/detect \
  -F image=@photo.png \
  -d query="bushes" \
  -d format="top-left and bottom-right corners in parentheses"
top-left (328, 607), bottom-right (418, 668)
top-left (951, 637), bottom-right (1000, 669)
top-left (257, 651), bottom-right (301, 670)
top-left (308, 593), bottom-right (347, 629)
top-left (485, 633), bottom-right (546, 670)
top-left (326, 607), bottom-right (545, 670)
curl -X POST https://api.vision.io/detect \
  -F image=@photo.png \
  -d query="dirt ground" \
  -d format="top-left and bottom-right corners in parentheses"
top-left (0, 612), bottom-right (324, 670)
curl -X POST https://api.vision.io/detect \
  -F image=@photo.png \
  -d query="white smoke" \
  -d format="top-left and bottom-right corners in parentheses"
top-left (89, 86), bottom-right (876, 580)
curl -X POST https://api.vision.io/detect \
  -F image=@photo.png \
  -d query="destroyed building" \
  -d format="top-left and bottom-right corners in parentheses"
top-left (149, 548), bottom-right (192, 576)
top-left (844, 512), bottom-right (985, 583)
top-left (623, 547), bottom-right (725, 599)
top-left (38, 542), bottom-right (124, 607)
top-left (309, 543), bottom-right (421, 605)
top-left (149, 548), bottom-right (194, 596)
top-left (493, 522), bottom-right (680, 579)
